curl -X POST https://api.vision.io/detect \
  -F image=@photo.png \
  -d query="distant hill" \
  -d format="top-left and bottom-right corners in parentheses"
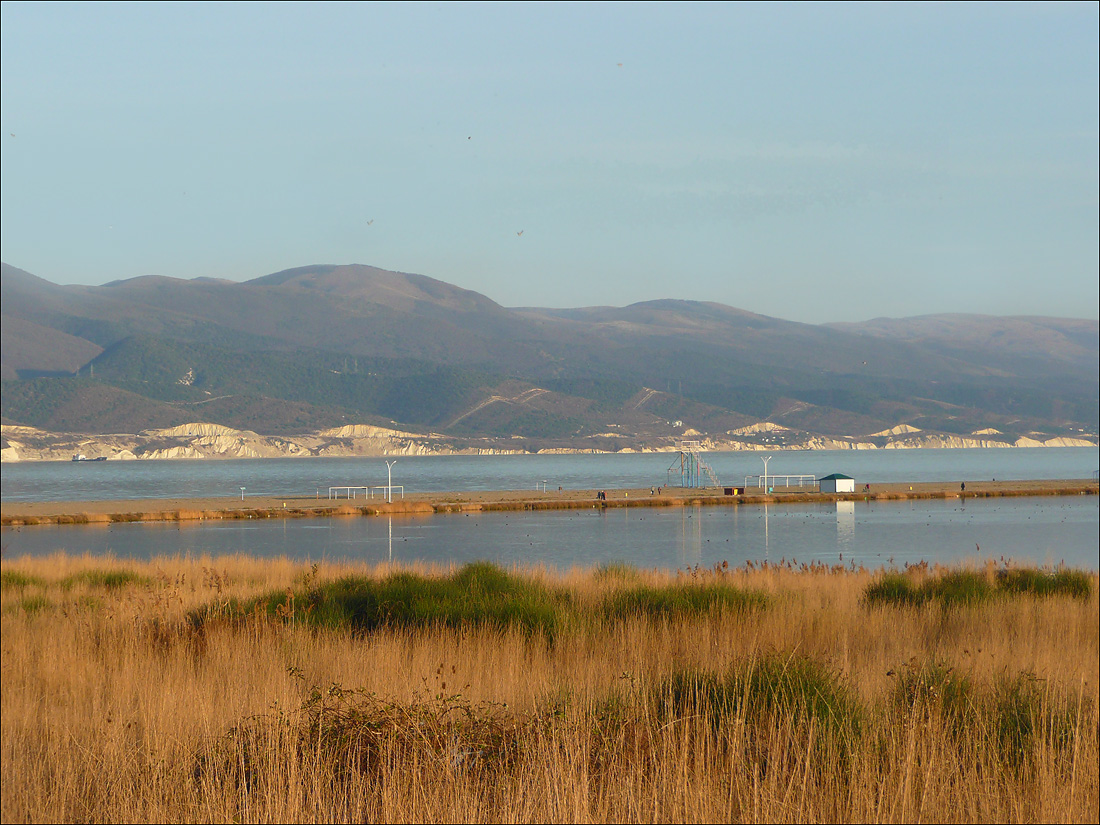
top-left (2, 262), bottom-right (1096, 445)
top-left (827, 315), bottom-right (1098, 379)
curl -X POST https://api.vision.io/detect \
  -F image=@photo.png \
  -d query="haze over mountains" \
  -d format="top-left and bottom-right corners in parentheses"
top-left (2, 261), bottom-right (1097, 457)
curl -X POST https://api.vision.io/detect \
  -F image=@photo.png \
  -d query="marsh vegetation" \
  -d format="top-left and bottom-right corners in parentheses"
top-left (2, 555), bottom-right (1096, 822)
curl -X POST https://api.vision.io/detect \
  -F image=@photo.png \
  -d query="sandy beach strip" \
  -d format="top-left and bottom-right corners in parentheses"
top-left (1, 479), bottom-right (1096, 527)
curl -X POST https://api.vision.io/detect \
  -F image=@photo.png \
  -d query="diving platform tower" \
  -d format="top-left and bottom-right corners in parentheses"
top-left (667, 440), bottom-right (721, 488)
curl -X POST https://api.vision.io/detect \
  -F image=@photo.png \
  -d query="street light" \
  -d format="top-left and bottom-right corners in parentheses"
top-left (240, 486), bottom-right (246, 501)
top-left (385, 460), bottom-right (397, 503)
top-left (761, 455), bottom-right (771, 492)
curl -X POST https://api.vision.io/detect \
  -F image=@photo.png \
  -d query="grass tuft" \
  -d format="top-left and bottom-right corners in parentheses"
top-left (996, 568), bottom-right (1092, 599)
top-left (0, 570), bottom-right (45, 590)
top-left (593, 562), bottom-right (638, 582)
top-left (658, 653), bottom-right (863, 744)
top-left (605, 582), bottom-right (767, 619)
top-left (195, 679), bottom-right (521, 796)
top-left (190, 562), bottom-right (766, 638)
top-left (865, 566), bottom-right (1091, 608)
top-left (17, 595), bottom-right (52, 614)
top-left (893, 660), bottom-right (976, 730)
top-left (210, 563), bottom-right (571, 639)
top-left (61, 569), bottom-right (151, 590)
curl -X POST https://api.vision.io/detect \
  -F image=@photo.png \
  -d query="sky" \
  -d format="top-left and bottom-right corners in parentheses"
top-left (1, 2), bottom-right (1097, 324)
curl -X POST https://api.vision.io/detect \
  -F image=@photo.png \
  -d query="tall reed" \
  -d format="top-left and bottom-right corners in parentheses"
top-left (2, 554), bottom-right (1096, 823)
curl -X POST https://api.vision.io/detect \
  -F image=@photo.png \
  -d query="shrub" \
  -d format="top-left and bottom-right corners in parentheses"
top-left (195, 681), bottom-right (521, 796)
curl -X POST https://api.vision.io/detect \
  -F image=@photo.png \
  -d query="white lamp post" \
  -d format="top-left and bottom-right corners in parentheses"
top-left (761, 455), bottom-right (771, 491)
top-left (240, 486), bottom-right (246, 501)
top-left (385, 460), bottom-right (397, 503)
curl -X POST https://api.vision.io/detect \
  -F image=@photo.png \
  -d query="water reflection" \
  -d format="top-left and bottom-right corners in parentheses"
top-left (1, 496), bottom-right (1096, 571)
top-left (763, 502), bottom-right (770, 561)
top-left (836, 501), bottom-right (855, 551)
top-left (679, 506), bottom-right (702, 568)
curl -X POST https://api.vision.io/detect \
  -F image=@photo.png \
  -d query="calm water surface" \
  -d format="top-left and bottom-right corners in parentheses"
top-left (3, 495), bottom-right (1096, 571)
top-left (3, 448), bottom-right (1096, 570)
top-left (3, 447), bottom-right (1098, 502)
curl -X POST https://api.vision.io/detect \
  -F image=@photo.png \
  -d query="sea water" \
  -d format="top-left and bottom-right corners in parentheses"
top-left (3, 447), bottom-right (1098, 502)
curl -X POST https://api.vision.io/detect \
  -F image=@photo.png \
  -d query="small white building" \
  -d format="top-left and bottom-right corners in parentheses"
top-left (820, 473), bottom-right (855, 494)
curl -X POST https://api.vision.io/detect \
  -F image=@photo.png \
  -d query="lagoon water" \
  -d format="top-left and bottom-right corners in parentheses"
top-left (2, 496), bottom-right (1096, 571)
top-left (2, 448), bottom-right (1097, 571)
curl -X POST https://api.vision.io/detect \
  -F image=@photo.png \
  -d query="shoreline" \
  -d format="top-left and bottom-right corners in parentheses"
top-left (2, 479), bottom-right (1097, 527)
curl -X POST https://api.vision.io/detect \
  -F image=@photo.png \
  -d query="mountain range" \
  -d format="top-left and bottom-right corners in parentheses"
top-left (2, 261), bottom-right (1097, 453)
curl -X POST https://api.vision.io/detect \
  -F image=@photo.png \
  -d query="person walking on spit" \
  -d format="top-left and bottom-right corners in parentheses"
top-left (960, 482), bottom-right (966, 493)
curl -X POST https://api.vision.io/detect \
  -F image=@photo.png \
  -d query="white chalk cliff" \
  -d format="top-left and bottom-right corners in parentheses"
top-left (1, 420), bottom-right (1095, 462)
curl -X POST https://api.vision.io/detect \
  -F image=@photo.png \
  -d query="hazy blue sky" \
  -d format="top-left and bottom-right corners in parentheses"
top-left (2, 2), bottom-right (1097, 323)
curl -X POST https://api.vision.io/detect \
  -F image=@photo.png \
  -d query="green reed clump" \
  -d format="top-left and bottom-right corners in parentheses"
top-left (61, 569), bottom-right (150, 590)
top-left (592, 562), bottom-right (638, 583)
top-left (864, 567), bottom-right (1093, 608)
top-left (930, 570), bottom-right (994, 605)
top-left (191, 563), bottom-right (767, 638)
top-left (604, 582), bottom-right (767, 620)
top-left (0, 570), bottom-right (45, 590)
top-left (863, 573), bottom-right (920, 607)
top-left (657, 653), bottom-right (862, 744)
top-left (17, 595), bottom-right (52, 614)
top-left (991, 672), bottom-right (1079, 768)
top-left (892, 661), bottom-right (977, 732)
top-left (890, 660), bottom-right (1080, 769)
top-left (996, 568), bottom-right (1092, 599)
top-left (206, 562), bottom-right (573, 638)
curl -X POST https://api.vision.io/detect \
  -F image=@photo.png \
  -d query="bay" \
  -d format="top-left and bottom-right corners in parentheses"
top-left (3, 447), bottom-right (1098, 503)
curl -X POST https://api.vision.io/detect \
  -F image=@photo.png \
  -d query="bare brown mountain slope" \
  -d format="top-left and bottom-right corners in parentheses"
top-left (2, 262), bottom-right (1097, 441)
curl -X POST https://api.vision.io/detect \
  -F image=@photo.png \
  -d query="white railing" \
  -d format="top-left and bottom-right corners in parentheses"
top-left (370, 485), bottom-right (404, 500)
top-left (329, 486), bottom-right (370, 499)
top-left (328, 485), bottom-right (405, 500)
top-left (744, 474), bottom-right (817, 489)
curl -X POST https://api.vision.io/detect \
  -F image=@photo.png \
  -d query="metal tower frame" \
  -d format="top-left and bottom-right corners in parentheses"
top-left (667, 440), bottom-right (721, 488)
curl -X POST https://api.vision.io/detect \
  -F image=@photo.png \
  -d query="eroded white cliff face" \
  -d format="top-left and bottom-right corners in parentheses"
top-left (869, 424), bottom-right (923, 437)
top-left (1, 421), bottom-right (1095, 462)
top-left (885, 435), bottom-right (1012, 449)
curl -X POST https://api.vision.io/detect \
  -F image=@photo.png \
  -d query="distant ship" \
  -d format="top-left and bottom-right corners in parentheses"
top-left (72, 454), bottom-right (107, 462)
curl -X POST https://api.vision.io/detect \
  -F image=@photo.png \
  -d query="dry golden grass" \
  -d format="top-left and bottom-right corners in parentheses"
top-left (2, 554), bottom-right (1097, 823)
